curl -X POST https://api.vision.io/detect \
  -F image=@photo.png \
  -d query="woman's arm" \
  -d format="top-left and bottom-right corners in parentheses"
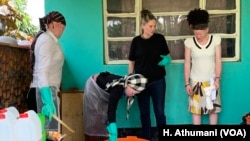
top-left (184, 46), bottom-right (192, 95)
top-left (128, 60), bottom-right (135, 74)
top-left (214, 43), bottom-right (222, 89)
top-left (107, 87), bottom-right (124, 123)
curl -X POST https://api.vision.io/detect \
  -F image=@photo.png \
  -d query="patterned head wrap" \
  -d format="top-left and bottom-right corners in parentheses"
top-left (105, 73), bottom-right (147, 119)
top-left (105, 73), bottom-right (147, 92)
top-left (124, 74), bottom-right (147, 92)
top-left (39, 11), bottom-right (66, 31)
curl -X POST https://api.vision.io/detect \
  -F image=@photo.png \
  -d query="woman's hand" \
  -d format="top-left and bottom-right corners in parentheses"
top-left (185, 84), bottom-right (193, 96)
top-left (214, 78), bottom-right (220, 89)
top-left (125, 85), bottom-right (139, 97)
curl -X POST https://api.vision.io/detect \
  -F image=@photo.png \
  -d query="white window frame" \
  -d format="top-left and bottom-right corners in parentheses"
top-left (103, 0), bottom-right (240, 64)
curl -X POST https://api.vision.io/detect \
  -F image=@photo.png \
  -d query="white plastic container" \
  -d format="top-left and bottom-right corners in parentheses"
top-left (0, 106), bottom-right (19, 119)
top-left (0, 114), bottom-right (15, 141)
top-left (25, 110), bottom-right (42, 141)
top-left (14, 112), bottom-right (41, 141)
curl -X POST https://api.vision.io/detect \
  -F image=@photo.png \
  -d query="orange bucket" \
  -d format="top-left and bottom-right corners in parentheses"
top-left (104, 136), bottom-right (149, 141)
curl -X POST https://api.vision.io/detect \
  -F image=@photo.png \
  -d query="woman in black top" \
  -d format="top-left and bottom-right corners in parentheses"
top-left (128, 9), bottom-right (172, 140)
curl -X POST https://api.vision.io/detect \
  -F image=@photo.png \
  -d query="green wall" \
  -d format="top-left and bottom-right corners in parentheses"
top-left (45, 0), bottom-right (250, 127)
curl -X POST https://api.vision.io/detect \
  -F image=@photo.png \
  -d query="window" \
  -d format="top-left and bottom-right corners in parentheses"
top-left (103, 0), bottom-right (240, 64)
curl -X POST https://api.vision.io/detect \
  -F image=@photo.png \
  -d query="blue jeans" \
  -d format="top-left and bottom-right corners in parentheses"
top-left (137, 78), bottom-right (167, 140)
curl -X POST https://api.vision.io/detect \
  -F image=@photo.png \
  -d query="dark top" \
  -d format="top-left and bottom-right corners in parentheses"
top-left (96, 71), bottom-right (124, 123)
top-left (96, 71), bottom-right (122, 91)
top-left (128, 33), bottom-right (170, 83)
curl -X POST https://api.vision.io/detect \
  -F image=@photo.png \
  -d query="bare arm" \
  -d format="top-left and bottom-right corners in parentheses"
top-left (128, 60), bottom-right (135, 74)
top-left (214, 43), bottom-right (222, 89)
top-left (184, 46), bottom-right (192, 95)
top-left (184, 46), bottom-right (191, 85)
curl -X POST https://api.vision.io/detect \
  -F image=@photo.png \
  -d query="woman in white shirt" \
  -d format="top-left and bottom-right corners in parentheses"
top-left (184, 8), bottom-right (222, 125)
top-left (27, 11), bottom-right (66, 132)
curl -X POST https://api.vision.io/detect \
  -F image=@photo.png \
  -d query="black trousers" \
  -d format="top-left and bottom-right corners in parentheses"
top-left (27, 87), bottom-right (37, 112)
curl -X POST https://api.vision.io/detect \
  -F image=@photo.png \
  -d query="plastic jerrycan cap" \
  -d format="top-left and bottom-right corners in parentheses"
top-left (0, 113), bottom-right (6, 119)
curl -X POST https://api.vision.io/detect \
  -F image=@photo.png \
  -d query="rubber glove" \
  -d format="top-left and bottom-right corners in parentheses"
top-left (106, 123), bottom-right (117, 141)
top-left (158, 55), bottom-right (172, 66)
top-left (40, 87), bottom-right (56, 121)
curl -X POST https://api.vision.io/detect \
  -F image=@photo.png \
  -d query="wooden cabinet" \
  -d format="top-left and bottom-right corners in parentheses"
top-left (59, 90), bottom-right (85, 141)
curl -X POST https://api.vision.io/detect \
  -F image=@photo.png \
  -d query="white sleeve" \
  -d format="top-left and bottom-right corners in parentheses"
top-left (36, 37), bottom-right (55, 88)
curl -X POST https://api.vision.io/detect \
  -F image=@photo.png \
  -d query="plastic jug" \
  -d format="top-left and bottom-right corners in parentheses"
top-left (0, 106), bottom-right (19, 119)
top-left (25, 110), bottom-right (42, 141)
top-left (14, 112), bottom-right (41, 141)
top-left (0, 114), bottom-right (15, 141)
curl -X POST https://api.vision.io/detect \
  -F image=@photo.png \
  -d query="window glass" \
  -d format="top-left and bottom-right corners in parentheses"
top-left (107, 17), bottom-right (136, 37)
top-left (156, 16), bottom-right (191, 36)
top-left (108, 41), bottom-right (131, 60)
top-left (168, 40), bottom-right (185, 60)
top-left (209, 14), bottom-right (236, 34)
top-left (206, 0), bottom-right (236, 10)
top-left (107, 0), bottom-right (135, 13)
top-left (143, 0), bottom-right (199, 12)
top-left (221, 38), bottom-right (236, 58)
